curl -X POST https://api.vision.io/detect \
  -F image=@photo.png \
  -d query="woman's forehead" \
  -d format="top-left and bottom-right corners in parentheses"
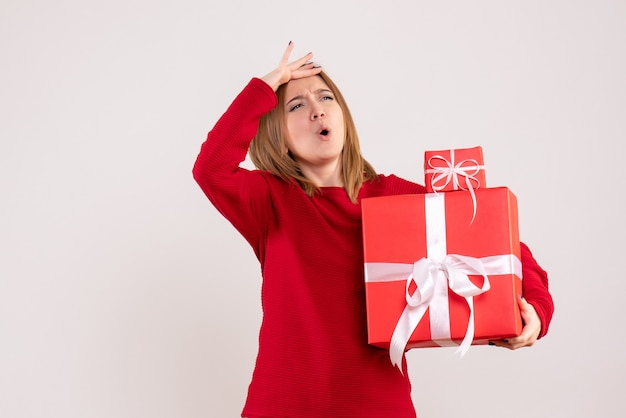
top-left (285, 76), bottom-right (330, 96)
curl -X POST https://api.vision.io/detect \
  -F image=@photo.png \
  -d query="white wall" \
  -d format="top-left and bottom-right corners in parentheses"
top-left (1, 0), bottom-right (624, 417)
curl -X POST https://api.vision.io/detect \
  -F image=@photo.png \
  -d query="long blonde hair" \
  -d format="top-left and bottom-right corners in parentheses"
top-left (249, 71), bottom-right (377, 203)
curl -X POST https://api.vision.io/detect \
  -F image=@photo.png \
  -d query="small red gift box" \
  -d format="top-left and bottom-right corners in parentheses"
top-left (361, 187), bottom-right (523, 367)
top-left (424, 146), bottom-right (486, 193)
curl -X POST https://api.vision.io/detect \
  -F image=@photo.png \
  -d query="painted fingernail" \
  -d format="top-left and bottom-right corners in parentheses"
top-left (488, 342), bottom-right (495, 346)
top-left (288, 40), bottom-right (292, 45)
top-left (502, 339), bottom-right (509, 343)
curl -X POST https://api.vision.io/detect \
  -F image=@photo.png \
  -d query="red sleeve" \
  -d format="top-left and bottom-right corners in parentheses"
top-left (520, 242), bottom-right (554, 338)
top-left (192, 78), bottom-right (278, 257)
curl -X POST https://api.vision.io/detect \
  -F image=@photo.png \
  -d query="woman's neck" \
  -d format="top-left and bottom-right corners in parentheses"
top-left (299, 159), bottom-right (344, 187)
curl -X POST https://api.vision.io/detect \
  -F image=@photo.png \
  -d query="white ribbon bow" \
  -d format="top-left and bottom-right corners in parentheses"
top-left (364, 254), bottom-right (522, 371)
top-left (425, 150), bottom-right (485, 223)
top-left (390, 254), bottom-right (491, 369)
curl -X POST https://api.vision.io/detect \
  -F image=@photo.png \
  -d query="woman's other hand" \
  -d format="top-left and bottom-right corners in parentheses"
top-left (490, 296), bottom-right (542, 350)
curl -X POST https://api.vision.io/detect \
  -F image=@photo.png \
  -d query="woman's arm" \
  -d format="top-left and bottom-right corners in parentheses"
top-left (192, 43), bottom-right (323, 254)
top-left (491, 242), bottom-right (554, 349)
top-left (192, 78), bottom-right (277, 253)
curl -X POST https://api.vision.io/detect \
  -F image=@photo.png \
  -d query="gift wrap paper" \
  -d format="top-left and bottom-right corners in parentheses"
top-left (361, 187), bottom-right (523, 366)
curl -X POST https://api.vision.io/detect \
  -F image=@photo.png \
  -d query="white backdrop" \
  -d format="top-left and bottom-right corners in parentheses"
top-left (1, 1), bottom-right (624, 417)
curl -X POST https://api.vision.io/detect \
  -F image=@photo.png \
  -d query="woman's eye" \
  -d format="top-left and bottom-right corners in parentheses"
top-left (289, 103), bottom-right (303, 112)
top-left (322, 95), bottom-right (334, 101)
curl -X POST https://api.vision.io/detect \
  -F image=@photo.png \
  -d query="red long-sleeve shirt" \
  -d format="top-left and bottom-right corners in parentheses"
top-left (193, 77), bottom-right (554, 418)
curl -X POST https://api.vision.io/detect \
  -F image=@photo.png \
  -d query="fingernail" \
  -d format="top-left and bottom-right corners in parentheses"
top-left (488, 342), bottom-right (495, 346)
top-left (288, 40), bottom-right (292, 45)
top-left (502, 339), bottom-right (509, 343)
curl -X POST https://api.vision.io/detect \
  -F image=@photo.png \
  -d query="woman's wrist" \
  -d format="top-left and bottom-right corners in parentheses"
top-left (260, 71), bottom-right (282, 92)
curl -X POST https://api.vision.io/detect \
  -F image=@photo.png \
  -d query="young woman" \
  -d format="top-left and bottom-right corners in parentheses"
top-left (193, 42), bottom-right (554, 418)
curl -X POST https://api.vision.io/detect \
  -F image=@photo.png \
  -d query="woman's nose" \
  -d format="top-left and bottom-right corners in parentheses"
top-left (311, 108), bottom-right (326, 120)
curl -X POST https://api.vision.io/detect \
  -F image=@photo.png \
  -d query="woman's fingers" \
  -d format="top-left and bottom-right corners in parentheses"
top-left (279, 41), bottom-right (295, 66)
top-left (260, 43), bottom-right (321, 90)
top-left (287, 52), bottom-right (315, 71)
top-left (291, 60), bottom-right (322, 79)
top-left (489, 297), bottom-right (541, 350)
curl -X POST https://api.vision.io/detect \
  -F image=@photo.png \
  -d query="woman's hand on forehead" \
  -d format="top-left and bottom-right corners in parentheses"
top-left (260, 41), bottom-right (323, 92)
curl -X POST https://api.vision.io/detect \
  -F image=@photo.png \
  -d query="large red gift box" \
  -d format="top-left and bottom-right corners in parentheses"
top-left (424, 146), bottom-right (486, 193)
top-left (361, 187), bottom-right (523, 367)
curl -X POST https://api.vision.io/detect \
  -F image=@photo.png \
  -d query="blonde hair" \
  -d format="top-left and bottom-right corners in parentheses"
top-left (249, 71), bottom-right (377, 203)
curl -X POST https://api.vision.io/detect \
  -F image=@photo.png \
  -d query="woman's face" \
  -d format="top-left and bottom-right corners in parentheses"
top-left (283, 76), bottom-right (345, 179)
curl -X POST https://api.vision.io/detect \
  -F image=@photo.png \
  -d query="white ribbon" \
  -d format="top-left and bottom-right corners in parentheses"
top-left (365, 254), bottom-right (521, 369)
top-left (363, 193), bottom-right (522, 370)
top-left (425, 149), bottom-right (485, 223)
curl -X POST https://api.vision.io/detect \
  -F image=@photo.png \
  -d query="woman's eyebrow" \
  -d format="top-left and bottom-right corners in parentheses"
top-left (286, 95), bottom-right (304, 106)
top-left (286, 89), bottom-right (334, 106)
